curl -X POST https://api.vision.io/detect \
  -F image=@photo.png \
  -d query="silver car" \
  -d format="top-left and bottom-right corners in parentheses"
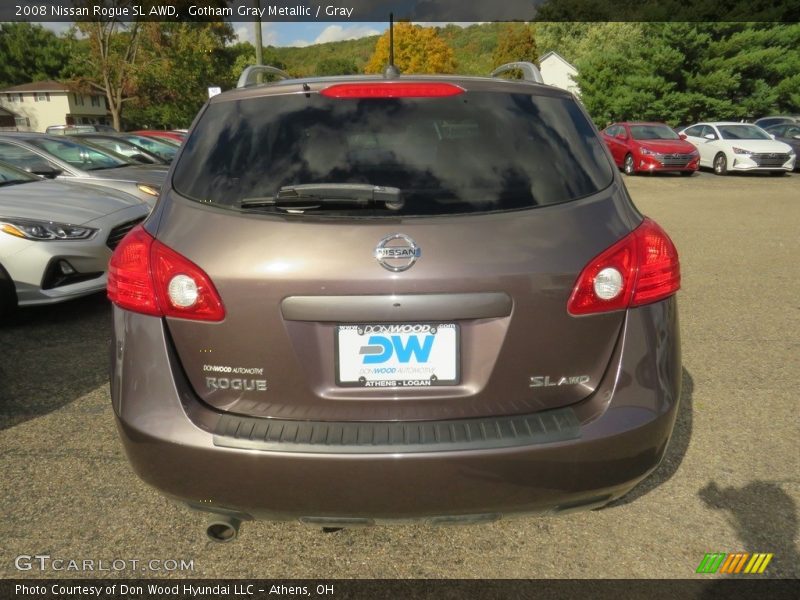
top-left (0, 161), bottom-right (149, 316)
top-left (0, 133), bottom-right (167, 207)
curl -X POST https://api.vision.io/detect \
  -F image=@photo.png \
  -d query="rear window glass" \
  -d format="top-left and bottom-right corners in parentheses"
top-left (173, 90), bottom-right (613, 217)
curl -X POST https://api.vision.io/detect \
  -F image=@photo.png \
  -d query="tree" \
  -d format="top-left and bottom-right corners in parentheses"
top-left (572, 23), bottom-right (800, 126)
top-left (365, 23), bottom-right (456, 75)
top-left (315, 58), bottom-right (358, 76)
top-left (124, 22), bottom-right (235, 128)
top-left (71, 17), bottom-right (143, 131)
top-left (492, 23), bottom-right (538, 69)
top-left (0, 23), bottom-right (71, 88)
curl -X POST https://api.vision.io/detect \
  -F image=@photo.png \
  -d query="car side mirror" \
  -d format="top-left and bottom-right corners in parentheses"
top-left (616, 133), bottom-right (626, 140)
top-left (704, 133), bottom-right (716, 140)
top-left (679, 133), bottom-right (688, 140)
top-left (27, 164), bottom-right (62, 179)
top-left (130, 153), bottom-right (156, 164)
top-left (769, 134), bottom-right (776, 140)
top-left (793, 134), bottom-right (800, 140)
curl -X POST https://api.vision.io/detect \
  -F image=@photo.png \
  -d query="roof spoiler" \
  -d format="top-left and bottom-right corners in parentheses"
top-left (490, 62), bottom-right (544, 84)
top-left (237, 65), bottom-right (292, 89)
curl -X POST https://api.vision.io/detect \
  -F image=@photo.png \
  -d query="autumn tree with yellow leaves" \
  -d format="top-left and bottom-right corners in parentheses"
top-left (365, 23), bottom-right (456, 75)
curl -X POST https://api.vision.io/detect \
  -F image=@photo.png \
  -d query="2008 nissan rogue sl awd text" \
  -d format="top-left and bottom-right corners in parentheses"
top-left (108, 63), bottom-right (681, 542)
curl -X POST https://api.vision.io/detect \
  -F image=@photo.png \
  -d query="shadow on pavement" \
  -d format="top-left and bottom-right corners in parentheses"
top-left (698, 480), bottom-right (799, 578)
top-left (0, 293), bottom-right (111, 430)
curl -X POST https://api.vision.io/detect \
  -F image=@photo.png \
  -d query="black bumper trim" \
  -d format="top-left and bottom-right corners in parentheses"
top-left (212, 408), bottom-right (581, 454)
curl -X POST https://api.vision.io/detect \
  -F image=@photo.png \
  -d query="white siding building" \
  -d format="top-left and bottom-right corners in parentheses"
top-left (538, 51), bottom-right (580, 96)
top-left (0, 81), bottom-right (110, 132)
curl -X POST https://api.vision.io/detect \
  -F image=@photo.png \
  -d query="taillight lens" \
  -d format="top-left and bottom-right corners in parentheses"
top-left (567, 218), bottom-right (680, 316)
top-left (320, 82), bottom-right (465, 98)
top-left (108, 225), bottom-right (225, 321)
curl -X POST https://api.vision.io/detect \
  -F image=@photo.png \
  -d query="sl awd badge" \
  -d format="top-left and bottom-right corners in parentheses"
top-left (375, 233), bottom-right (421, 272)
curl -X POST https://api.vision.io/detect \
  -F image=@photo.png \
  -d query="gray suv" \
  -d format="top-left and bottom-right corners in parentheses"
top-left (108, 64), bottom-right (682, 541)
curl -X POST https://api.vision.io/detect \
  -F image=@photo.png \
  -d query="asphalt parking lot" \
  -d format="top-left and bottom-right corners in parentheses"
top-left (1, 170), bottom-right (798, 579)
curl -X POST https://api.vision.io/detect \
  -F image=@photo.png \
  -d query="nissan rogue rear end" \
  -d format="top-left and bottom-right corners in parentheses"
top-left (108, 67), bottom-right (681, 540)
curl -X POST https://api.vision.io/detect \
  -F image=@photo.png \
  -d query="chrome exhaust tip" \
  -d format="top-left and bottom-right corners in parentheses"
top-left (206, 514), bottom-right (241, 543)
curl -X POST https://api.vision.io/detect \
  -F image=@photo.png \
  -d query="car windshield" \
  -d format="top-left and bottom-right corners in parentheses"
top-left (173, 90), bottom-right (614, 217)
top-left (629, 125), bottom-right (680, 140)
top-left (717, 125), bottom-right (772, 140)
top-left (0, 161), bottom-right (37, 186)
top-left (25, 137), bottom-right (130, 170)
top-left (122, 134), bottom-right (178, 160)
top-left (82, 137), bottom-right (143, 154)
top-left (777, 125), bottom-right (800, 137)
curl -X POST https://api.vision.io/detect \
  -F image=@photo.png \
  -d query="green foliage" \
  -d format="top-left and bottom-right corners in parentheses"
top-left (571, 22), bottom-right (800, 126)
top-left (0, 23), bottom-right (71, 87)
top-left (315, 58), bottom-right (359, 76)
top-left (123, 22), bottom-right (235, 129)
top-left (2, 21), bottom-right (798, 130)
top-left (270, 38), bottom-right (377, 77)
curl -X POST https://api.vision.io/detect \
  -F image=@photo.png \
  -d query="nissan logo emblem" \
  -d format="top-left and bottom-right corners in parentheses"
top-left (374, 233), bottom-right (421, 272)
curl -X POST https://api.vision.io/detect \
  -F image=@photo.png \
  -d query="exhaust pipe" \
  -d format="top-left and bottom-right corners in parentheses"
top-left (206, 514), bottom-right (241, 543)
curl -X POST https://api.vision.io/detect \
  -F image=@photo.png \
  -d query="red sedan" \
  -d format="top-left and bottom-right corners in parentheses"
top-left (130, 130), bottom-right (186, 145)
top-left (602, 122), bottom-right (699, 176)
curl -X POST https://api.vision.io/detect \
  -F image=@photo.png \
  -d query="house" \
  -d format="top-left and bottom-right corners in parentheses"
top-left (0, 81), bottom-right (110, 132)
top-left (538, 51), bottom-right (580, 96)
top-left (0, 106), bottom-right (18, 130)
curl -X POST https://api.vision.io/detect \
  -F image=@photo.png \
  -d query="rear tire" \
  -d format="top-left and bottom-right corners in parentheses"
top-left (623, 154), bottom-right (636, 176)
top-left (0, 263), bottom-right (18, 323)
top-left (713, 153), bottom-right (728, 175)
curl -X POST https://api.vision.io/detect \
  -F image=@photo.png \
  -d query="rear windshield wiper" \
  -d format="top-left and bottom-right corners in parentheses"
top-left (241, 184), bottom-right (404, 211)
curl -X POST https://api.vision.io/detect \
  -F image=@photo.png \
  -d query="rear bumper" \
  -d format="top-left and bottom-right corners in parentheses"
top-left (111, 298), bottom-right (681, 521)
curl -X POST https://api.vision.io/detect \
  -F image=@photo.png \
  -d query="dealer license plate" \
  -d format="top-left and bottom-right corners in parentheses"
top-left (336, 323), bottom-right (459, 387)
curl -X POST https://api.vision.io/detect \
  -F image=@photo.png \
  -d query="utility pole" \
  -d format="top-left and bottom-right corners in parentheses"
top-left (253, 0), bottom-right (263, 66)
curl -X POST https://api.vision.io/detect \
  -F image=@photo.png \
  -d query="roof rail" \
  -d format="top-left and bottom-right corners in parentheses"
top-left (490, 62), bottom-right (544, 84)
top-left (237, 65), bottom-right (292, 89)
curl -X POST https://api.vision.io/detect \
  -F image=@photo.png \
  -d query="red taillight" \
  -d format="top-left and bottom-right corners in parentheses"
top-left (567, 218), bottom-right (680, 316)
top-left (107, 225), bottom-right (225, 321)
top-left (107, 226), bottom-right (160, 316)
top-left (320, 82), bottom-right (465, 98)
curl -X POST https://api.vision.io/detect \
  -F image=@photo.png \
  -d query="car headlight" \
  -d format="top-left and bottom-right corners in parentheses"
top-left (732, 147), bottom-right (752, 155)
top-left (137, 183), bottom-right (161, 197)
top-left (639, 147), bottom-right (658, 156)
top-left (0, 218), bottom-right (98, 241)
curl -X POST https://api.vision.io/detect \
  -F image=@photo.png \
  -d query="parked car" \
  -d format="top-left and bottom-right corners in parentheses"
top-left (0, 133), bottom-right (167, 206)
top-left (764, 123), bottom-right (800, 169)
top-left (753, 115), bottom-right (800, 129)
top-left (72, 134), bottom-right (167, 165)
top-left (46, 124), bottom-right (118, 135)
top-left (602, 122), bottom-right (699, 176)
top-left (108, 66), bottom-right (682, 541)
top-left (118, 133), bottom-right (180, 163)
top-left (679, 122), bottom-right (796, 175)
top-left (129, 130), bottom-right (185, 145)
top-left (0, 160), bottom-right (148, 318)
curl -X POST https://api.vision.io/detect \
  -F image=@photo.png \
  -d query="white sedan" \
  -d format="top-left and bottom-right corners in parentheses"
top-left (0, 161), bottom-right (149, 318)
top-left (679, 122), bottom-right (796, 175)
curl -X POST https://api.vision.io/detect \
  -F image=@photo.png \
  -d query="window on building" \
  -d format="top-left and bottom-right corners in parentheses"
top-left (14, 117), bottom-right (31, 128)
top-left (73, 93), bottom-right (84, 106)
top-left (91, 95), bottom-right (100, 107)
top-left (36, 92), bottom-right (49, 102)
